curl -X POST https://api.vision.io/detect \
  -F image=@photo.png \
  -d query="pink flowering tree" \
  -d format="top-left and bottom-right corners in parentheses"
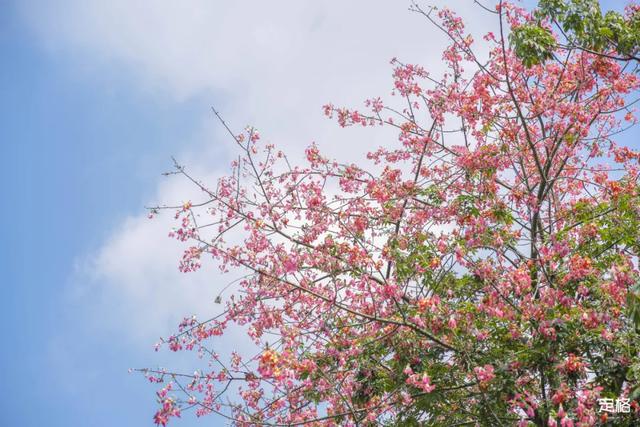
top-left (141, 1), bottom-right (640, 426)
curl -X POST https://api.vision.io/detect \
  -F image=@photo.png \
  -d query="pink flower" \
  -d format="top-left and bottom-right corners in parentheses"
top-left (474, 364), bottom-right (495, 387)
top-left (406, 372), bottom-right (436, 393)
top-left (283, 257), bottom-right (297, 273)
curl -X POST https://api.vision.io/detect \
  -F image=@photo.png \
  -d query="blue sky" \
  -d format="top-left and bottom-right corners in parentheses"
top-left (0, 3), bottom-right (210, 425)
top-left (0, 2), bottom-right (439, 425)
top-left (0, 0), bottom-right (634, 426)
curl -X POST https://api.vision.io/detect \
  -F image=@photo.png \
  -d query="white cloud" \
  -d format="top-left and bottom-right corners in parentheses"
top-left (21, 0), bottom-right (497, 341)
top-left (74, 170), bottom-right (222, 340)
top-left (22, 0), bottom-right (478, 101)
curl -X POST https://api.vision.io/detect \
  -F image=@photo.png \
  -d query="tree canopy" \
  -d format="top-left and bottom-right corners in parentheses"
top-left (141, 1), bottom-right (640, 426)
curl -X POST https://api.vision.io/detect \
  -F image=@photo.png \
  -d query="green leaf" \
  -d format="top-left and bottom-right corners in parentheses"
top-left (510, 24), bottom-right (556, 67)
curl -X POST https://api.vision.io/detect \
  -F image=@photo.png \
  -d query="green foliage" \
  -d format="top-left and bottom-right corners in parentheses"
top-left (388, 235), bottom-right (435, 282)
top-left (628, 279), bottom-right (640, 332)
top-left (510, 24), bottom-right (556, 67)
top-left (454, 194), bottom-right (481, 217)
top-left (513, 0), bottom-right (640, 67)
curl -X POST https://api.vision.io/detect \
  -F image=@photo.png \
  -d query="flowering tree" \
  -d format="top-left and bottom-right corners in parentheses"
top-left (142, 1), bottom-right (640, 426)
